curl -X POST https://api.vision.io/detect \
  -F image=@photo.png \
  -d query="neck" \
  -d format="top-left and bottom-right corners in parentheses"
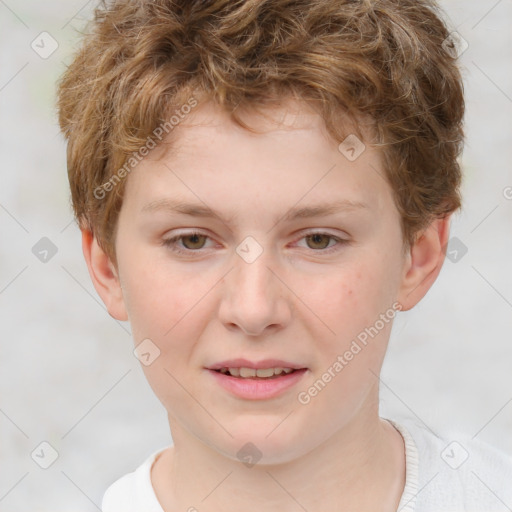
top-left (153, 404), bottom-right (406, 511)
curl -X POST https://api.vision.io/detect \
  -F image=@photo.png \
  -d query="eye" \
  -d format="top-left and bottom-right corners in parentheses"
top-left (162, 231), bottom-right (211, 253)
top-left (161, 230), bottom-right (349, 255)
top-left (296, 232), bottom-right (349, 253)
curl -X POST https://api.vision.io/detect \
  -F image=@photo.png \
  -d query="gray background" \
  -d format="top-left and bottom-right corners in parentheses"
top-left (1, 0), bottom-right (511, 510)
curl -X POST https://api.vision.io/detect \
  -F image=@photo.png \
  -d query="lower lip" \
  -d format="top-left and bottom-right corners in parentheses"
top-left (207, 369), bottom-right (308, 400)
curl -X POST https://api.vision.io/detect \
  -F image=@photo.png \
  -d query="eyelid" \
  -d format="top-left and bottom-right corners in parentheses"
top-left (162, 228), bottom-right (350, 255)
top-left (293, 229), bottom-right (349, 253)
top-left (162, 229), bottom-right (217, 249)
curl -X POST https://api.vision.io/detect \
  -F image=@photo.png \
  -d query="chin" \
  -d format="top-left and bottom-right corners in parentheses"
top-left (212, 420), bottom-right (313, 466)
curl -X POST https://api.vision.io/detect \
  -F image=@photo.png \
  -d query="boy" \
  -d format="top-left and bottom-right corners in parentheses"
top-left (56, 0), bottom-right (512, 510)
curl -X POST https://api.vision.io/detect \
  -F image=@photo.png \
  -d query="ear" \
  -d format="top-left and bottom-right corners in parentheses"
top-left (81, 229), bottom-right (128, 321)
top-left (397, 215), bottom-right (452, 311)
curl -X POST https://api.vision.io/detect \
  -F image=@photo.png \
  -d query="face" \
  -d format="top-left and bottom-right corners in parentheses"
top-left (111, 99), bottom-right (410, 464)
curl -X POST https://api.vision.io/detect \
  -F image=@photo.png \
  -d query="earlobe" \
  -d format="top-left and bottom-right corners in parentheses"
top-left (397, 216), bottom-right (451, 311)
top-left (81, 229), bottom-right (129, 321)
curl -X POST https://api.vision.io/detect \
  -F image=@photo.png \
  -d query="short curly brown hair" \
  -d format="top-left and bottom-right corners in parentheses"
top-left (57, 0), bottom-right (465, 268)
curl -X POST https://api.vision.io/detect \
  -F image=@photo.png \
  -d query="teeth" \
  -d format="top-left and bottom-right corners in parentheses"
top-left (219, 367), bottom-right (296, 378)
top-left (256, 368), bottom-right (274, 378)
top-left (239, 367), bottom-right (256, 378)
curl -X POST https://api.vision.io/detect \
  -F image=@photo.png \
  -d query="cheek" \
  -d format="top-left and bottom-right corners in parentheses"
top-left (122, 260), bottom-right (209, 396)
top-left (303, 254), bottom-right (400, 359)
top-left (306, 264), bottom-right (380, 332)
top-left (119, 255), bottom-right (204, 344)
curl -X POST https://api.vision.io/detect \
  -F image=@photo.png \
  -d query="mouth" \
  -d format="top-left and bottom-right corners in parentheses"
top-left (206, 359), bottom-right (308, 400)
top-left (213, 367), bottom-right (299, 379)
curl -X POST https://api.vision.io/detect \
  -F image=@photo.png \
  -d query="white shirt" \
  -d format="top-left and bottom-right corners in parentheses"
top-left (101, 417), bottom-right (512, 511)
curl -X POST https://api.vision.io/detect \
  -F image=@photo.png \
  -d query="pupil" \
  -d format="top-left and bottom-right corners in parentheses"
top-left (310, 234), bottom-right (328, 249)
top-left (185, 234), bottom-right (204, 249)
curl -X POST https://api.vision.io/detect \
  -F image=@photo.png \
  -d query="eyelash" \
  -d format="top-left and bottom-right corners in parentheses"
top-left (161, 230), bottom-right (349, 256)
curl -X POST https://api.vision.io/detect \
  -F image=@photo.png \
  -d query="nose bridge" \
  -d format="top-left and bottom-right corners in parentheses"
top-left (234, 246), bottom-right (273, 297)
top-left (219, 237), bottom-right (289, 335)
top-left (233, 237), bottom-right (277, 305)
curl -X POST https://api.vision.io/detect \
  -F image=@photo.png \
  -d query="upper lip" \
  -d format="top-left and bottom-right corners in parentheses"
top-left (207, 358), bottom-right (307, 370)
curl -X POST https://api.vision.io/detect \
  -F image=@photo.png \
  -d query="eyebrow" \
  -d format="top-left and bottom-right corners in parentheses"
top-left (140, 198), bottom-right (368, 224)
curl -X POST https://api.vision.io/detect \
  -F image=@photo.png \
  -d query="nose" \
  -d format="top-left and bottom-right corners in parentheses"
top-left (218, 247), bottom-right (292, 337)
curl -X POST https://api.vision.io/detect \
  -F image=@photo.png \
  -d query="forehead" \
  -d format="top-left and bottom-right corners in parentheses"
top-left (153, 98), bottom-right (368, 160)
top-left (122, 99), bottom-right (395, 222)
